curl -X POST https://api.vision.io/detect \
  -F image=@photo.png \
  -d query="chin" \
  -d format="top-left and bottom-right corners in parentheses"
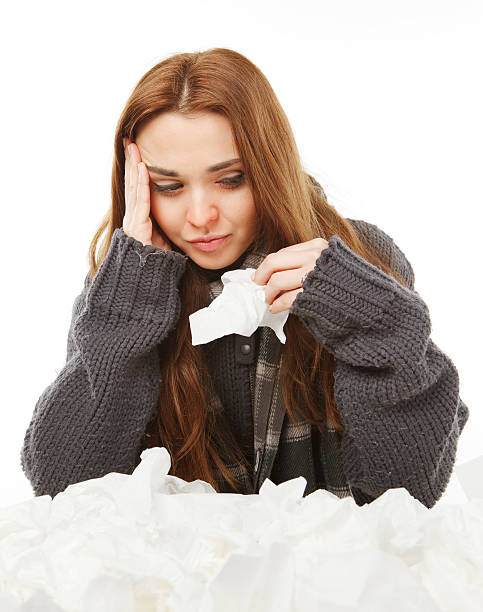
top-left (190, 246), bottom-right (245, 271)
top-left (191, 254), bottom-right (235, 269)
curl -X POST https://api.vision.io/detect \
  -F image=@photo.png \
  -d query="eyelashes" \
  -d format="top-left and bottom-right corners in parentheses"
top-left (151, 173), bottom-right (245, 197)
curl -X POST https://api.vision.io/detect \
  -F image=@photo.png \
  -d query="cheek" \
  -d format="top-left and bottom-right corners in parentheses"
top-left (150, 205), bottom-right (164, 228)
top-left (150, 199), bottom-right (174, 230)
top-left (239, 198), bottom-right (257, 230)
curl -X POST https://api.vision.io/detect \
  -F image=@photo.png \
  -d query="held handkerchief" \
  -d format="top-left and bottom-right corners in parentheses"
top-left (189, 268), bottom-right (290, 345)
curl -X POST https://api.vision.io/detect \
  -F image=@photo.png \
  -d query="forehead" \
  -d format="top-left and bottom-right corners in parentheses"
top-left (135, 111), bottom-right (240, 175)
top-left (137, 111), bottom-right (235, 148)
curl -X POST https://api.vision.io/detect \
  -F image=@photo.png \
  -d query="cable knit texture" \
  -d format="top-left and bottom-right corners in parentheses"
top-left (290, 223), bottom-right (469, 507)
top-left (20, 228), bottom-right (188, 498)
top-left (20, 221), bottom-right (469, 509)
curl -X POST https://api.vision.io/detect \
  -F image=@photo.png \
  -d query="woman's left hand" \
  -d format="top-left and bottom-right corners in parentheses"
top-left (251, 238), bottom-right (330, 314)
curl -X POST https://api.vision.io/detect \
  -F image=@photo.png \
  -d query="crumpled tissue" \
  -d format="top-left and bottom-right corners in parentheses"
top-left (189, 268), bottom-right (290, 345)
top-left (1, 448), bottom-right (483, 612)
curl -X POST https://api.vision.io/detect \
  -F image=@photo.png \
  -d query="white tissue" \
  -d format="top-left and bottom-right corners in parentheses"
top-left (2, 448), bottom-right (483, 611)
top-left (189, 268), bottom-right (290, 345)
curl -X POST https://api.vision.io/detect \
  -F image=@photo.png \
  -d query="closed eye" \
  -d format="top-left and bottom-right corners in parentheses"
top-left (151, 173), bottom-right (245, 196)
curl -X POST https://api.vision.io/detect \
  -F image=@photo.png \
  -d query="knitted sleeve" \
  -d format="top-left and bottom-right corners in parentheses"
top-left (20, 228), bottom-right (188, 498)
top-left (289, 219), bottom-right (469, 509)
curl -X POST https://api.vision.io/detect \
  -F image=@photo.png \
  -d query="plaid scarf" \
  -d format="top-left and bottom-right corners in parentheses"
top-left (205, 247), bottom-right (352, 499)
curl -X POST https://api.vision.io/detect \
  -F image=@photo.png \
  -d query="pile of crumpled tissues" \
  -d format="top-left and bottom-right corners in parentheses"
top-left (1, 448), bottom-right (482, 612)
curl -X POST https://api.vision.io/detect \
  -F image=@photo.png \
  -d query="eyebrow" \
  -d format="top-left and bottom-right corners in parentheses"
top-left (145, 158), bottom-right (241, 177)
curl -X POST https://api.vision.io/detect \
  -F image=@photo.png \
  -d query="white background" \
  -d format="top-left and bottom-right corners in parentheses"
top-left (2, 0), bottom-right (481, 507)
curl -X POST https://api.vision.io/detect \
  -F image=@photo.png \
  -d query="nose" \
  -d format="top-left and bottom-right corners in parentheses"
top-left (185, 194), bottom-right (219, 226)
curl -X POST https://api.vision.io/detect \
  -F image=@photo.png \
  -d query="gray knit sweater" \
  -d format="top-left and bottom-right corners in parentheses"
top-left (20, 221), bottom-right (469, 507)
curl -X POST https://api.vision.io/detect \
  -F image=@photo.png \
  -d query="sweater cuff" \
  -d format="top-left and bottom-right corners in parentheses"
top-left (290, 234), bottom-right (402, 341)
top-left (85, 227), bottom-right (188, 323)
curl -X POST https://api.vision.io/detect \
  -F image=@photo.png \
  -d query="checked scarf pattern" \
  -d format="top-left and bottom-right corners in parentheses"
top-left (204, 247), bottom-right (352, 500)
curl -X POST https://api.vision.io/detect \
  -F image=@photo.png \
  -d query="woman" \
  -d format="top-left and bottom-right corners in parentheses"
top-left (20, 48), bottom-right (469, 508)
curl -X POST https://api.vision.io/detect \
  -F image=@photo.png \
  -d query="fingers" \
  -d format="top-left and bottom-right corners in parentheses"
top-left (269, 287), bottom-right (304, 315)
top-left (124, 138), bottom-right (144, 222)
top-left (251, 249), bottom-right (318, 307)
top-left (123, 139), bottom-right (137, 222)
top-left (136, 161), bottom-right (150, 220)
top-left (252, 250), bottom-right (309, 286)
top-left (262, 266), bottom-right (310, 306)
top-left (122, 136), bottom-right (171, 250)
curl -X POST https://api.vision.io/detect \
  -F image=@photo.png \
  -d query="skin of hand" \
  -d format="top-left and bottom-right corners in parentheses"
top-left (122, 137), bottom-right (172, 250)
top-left (251, 238), bottom-right (330, 314)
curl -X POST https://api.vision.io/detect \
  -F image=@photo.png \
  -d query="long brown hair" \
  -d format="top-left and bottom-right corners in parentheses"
top-left (86, 48), bottom-right (408, 494)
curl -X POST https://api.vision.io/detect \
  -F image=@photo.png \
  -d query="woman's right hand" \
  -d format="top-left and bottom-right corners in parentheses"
top-left (122, 137), bottom-right (171, 251)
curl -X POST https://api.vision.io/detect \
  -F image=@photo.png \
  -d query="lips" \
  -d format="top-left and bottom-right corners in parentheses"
top-left (189, 235), bottom-right (229, 243)
top-left (190, 235), bottom-right (231, 252)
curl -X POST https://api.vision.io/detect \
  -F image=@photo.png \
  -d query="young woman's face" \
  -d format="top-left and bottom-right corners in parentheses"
top-left (135, 111), bottom-right (258, 269)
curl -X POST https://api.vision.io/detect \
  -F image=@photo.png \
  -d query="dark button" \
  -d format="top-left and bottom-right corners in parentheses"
top-left (235, 334), bottom-right (255, 365)
top-left (240, 343), bottom-right (251, 355)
